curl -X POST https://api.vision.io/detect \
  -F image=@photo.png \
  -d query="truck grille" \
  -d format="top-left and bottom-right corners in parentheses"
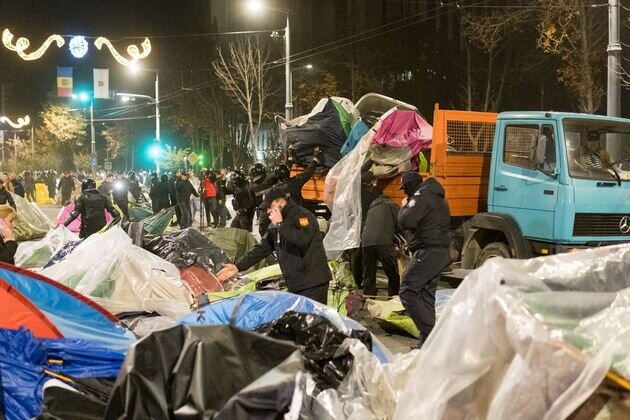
top-left (573, 213), bottom-right (630, 236)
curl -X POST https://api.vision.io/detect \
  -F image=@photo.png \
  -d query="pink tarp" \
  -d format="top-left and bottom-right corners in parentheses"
top-left (372, 110), bottom-right (432, 155)
top-left (56, 203), bottom-right (113, 233)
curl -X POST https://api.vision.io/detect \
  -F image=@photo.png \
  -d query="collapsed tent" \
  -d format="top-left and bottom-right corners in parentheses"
top-left (340, 119), bottom-right (370, 157)
top-left (55, 203), bottom-right (114, 234)
top-left (394, 243), bottom-right (630, 419)
top-left (104, 324), bottom-right (303, 419)
top-left (0, 328), bottom-right (124, 420)
top-left (180, 291), bottom-right (391, 363)
top-left (41, 227), bottom-right (193, 318)
top-left (278, 97), bottom-right (356, 168)
top-left (15, 226), bottom-right (78, 269)
top-left (141, 206), bottom-right (176, 236)
top-left (204, 227), bottom-right (258, 263)
top-left (0, 263), bottom-right (134, 352)
top-left (128, 205), bottom-right (152, 222)
top-left (12, 192), bottom-right (52, 241)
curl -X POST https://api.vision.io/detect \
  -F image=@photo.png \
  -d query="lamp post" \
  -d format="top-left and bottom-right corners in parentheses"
top-left (247, 0), bottom-right (292, 120)
top-left (127, 65), bottom-right (161, 173)
top-left (73, 92), bottom-right (96, 174)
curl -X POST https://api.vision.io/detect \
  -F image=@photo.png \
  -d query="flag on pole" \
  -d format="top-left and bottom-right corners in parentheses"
top-left (93, 68), bottom-right (109, 99)
top-left (56, 67), bottom-right (73, 97)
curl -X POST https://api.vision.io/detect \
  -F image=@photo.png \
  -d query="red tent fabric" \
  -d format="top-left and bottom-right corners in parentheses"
top-left (0, 279), bottom-right (62, 339)
top-left (180, 265), bottom-right (223, 296)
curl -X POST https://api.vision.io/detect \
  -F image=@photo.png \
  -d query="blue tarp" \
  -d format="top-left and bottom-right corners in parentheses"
top-left (0, 265), bottom-right (135, 353)
top-left (180, 291), bottom-right (391, 363)
top-left (340, 119), bottom-right (369, 157)
top-left (0, 328), bottom-right (124, 420)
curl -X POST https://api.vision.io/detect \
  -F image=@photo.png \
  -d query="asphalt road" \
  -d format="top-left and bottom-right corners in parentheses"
top-left (38, 203), bottom-right (418, 355)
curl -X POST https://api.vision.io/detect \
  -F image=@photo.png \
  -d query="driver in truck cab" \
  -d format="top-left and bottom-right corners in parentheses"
top-left (574, 130), bottom-right (613, 169)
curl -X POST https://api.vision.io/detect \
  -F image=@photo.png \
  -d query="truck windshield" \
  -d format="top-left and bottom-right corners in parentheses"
top-left (564, 118), bottom-right (630, 182)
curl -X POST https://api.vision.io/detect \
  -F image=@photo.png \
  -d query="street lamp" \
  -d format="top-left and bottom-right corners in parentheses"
top-left (246, 0), bottom-right (293, 120)
top-left (124, 66), bottom-right (161, 173)
top-left (73, 92), bottom-right (96, 174)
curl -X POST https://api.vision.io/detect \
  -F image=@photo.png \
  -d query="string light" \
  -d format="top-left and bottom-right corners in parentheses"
top-left (2, 29), bottom-right (64, 60)
top-left (0, 115), bottom-right (30, 129)
top-left (94, 37), bottom-right (151, 66)
top-left (69, 35), bottom-right (88, 58)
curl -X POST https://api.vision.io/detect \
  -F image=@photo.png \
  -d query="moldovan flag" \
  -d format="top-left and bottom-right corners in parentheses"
top-left (93, 68), bottom-right (109, 99)
top-left (56, 67), bottom-right (73, 97)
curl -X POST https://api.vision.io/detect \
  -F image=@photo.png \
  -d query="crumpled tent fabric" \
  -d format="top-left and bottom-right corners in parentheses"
top-left (104, 324), bottom-right (301, 419)
top-left (0, 263), bottom-right (134, 353)
top-left (340, 119), bottom-right (369, 157)
top-left (142, 206), bottom-right (175, 236)
top-left (55, 203), bottom-right (113, 234)
top-left (371, 109), bottom-right (432, 155)
top-left (35, 183), bottom-right (55, 204)
top-left (39, 377), bottom-right (115, 420)
top-left (394, 243), bottom-right (630, 420)
top-left (41, 227), bottom-right (192, 319)
top-left (144, 227), bottom-right (230, 273)
top-left (12, 192), bottom-right (52, 241)
top-left (369, 144), bottom-right (413, 178)
top-left (180, 291), bottom-right (391, 363)
top-left (128, 205), bottom-right (152, 222)
top-left (204, 227), bottom-right (258, 263)
top-left (256, 311), bottom-right (372, 390)
top-left (43, 240), bottom-right (83, 269)
top-left (180, 265), bottom-right (223, 296)
top-left (15, 226), bottom-right (79, 269)
top-left (0, 328), bottom-right (123, 420)
top-left (278, 97), bottom-right (356, 168)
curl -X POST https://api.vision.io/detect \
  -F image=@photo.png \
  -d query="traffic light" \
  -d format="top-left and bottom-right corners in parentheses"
top-left (198, 154), bottom-right (204, 164)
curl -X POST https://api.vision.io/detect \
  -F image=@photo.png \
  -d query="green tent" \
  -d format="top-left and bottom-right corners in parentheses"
top-left (204, 228), bottom-right (258, 262)
top-left (128, 205), bottom-right (153, 222)
top-left (142, 207), bottom-right (176, 236)
top-left (331, 99), bottom-right (353, 136)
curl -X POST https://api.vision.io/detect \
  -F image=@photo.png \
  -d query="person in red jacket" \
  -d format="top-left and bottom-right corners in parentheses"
top-left (201, 171), bottom-right (219, 228)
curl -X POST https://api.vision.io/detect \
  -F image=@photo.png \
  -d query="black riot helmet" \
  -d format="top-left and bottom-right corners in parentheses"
top-left (81, 178), bottom-right (97, 192)
top-left (249, 163), bottom-right (266, 182)
top-left (274, 164), bottom-right (290, 180)
top-left (230, 170), bottom-right (247, 187)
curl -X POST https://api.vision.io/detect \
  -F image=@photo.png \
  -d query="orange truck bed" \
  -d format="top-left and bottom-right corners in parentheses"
top-left (296, 105), bottom-right (498, 218)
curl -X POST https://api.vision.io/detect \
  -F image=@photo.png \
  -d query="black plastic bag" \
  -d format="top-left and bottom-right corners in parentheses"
top-left (255, 311), bottom-right (372, 390)
top-left (105, 324), bottom-right (302, 419)
top-left (144, 228), bottom-right (230, 272)
top-left (39, 378), bottom-right (114, 420)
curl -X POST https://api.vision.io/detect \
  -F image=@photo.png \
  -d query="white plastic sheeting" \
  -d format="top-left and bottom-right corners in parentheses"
top-left (323, 111), bottom-right (391, 258)
top-left (12, 192), bottom-right (52, 240)
top-left (15, 226), bottom-right (78, 269)
top-left (392, 243), bottom-right (630, 420)
top-left (41, 227), bottom-right (192, 318)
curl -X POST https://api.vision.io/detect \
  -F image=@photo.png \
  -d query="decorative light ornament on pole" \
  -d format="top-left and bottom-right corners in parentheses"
top-left (69, 36), bottom-right (88, 58)
top-left (246, 0), bottom-right (292, 120)
top-left (2, 29), bottom-right (152, 67)
top-left (0, 115), bottom-right (30, 129)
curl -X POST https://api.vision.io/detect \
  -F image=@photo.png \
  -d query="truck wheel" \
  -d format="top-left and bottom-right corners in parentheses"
top-left (476, 242), bottom-right (511, 268)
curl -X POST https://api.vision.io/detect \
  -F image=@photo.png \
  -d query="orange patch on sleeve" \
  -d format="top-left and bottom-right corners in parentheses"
top-left (298, 217), bottom-right (310, 227)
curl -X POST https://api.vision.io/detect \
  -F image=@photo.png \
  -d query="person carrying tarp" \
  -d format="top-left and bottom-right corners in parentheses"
top-left (61, 178), bottom-right (120, 239)
top-left (218, 186), bottom-right (331, 304)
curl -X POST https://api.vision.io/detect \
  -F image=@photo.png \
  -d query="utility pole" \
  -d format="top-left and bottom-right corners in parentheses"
top-left (13, 132), bottom-right (17, 172)
top-left (90, 101), bottom-right (96, 174)
top-left (607, 0), bottom-right (621, 117)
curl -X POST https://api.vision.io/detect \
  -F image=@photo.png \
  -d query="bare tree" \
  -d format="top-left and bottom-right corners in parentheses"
top-left (537, 1), bottom-right (607, 113)
top-left (213, 37), bottom-right (273, 163)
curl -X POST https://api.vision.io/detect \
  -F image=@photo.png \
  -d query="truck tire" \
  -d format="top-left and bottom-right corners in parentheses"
top-left (476, 242), bottom-right (511, 268)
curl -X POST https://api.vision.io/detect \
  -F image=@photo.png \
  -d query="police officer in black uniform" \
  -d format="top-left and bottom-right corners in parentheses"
top-left (248, 163), bottom-right (278, 237)
top-left (397, 171), bottom-right (451, 349)
top-left (229, 170), bottom-right (255, 231)
top-left (62, 178), bottom-right (120, 239)
top-left (217, 186), bottom-right (331, 304)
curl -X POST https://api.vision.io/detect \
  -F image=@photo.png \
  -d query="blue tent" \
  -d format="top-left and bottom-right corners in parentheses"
top-left (0, 264), bottom-right (135, 353)
top-left (340, 119), bottom-right (370, 157)
top-left (0, 327), bottom-right (123, 420)
top-left (180, 291), bottom-right (391, 363)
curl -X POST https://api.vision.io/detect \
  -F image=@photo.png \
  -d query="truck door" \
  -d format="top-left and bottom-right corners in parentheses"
top-left (490, 122), bottom-right (559, 241)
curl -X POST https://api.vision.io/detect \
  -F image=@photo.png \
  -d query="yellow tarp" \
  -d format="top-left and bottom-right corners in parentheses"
top-left (35, 183), bottom-right (54, 204)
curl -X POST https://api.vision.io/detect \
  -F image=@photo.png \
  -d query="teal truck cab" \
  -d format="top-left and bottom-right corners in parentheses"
top-left (462, 111), bottom-right (630, 269)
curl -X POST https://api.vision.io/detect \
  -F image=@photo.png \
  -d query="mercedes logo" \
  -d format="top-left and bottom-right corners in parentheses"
top-left (620, 216), bottom-right (630, 234)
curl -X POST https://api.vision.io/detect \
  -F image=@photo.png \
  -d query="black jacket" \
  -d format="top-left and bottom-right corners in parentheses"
top-left (12, 180), bottom-right (25, 198)
top-left (398, 178), bottom-right (451, 251)
top-left (64, 190), bottom-right (120, 238)
top-left (232, 184), bottom-right (253, 213)
top-left (0, 236), bottom-right (17, 264)
top-left (236, 200), bottom-right (331, 293)
top-left (249, 175), bottom-right (278, 209)
top-left (168, 175), bottom-right (179, 204)
top-left (156, 180), bottom-right (171, 210)
top-left (261, 160), bottom-right (318, 209)
top-left (98, 181), bottom-right (113, 196)
top-left (58, 176), bottom-right (75, 193)
top-left (362, 195), bottom-right (400, 247)
top-left (216, 177), bottom-right (226, 201)
top-left (0, 189), bottom-right (16, 210)
top-left (175, 178), bottom-right (199, 203)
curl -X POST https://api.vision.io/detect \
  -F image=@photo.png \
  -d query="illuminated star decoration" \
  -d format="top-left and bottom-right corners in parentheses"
top-left (0, 115), bottom-right (30, 129)
top-left (69, 35), bottom-right (89, 58)
top-left (2, 29), bottom-right (64, 60)
top-left (94, 37), bottom-right (151, 67)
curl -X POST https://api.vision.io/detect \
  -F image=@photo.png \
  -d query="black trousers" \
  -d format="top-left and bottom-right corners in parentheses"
top-left (399, 248), bottom-right (450, 342)
top-left (362, 244), bottom-right (400, 297)
top-left (231, 209), bottom-right (254, 232)
top-left (296, 283), bottom-right (329, 305)
top-left (349, 247), bottom-right (363, 288)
